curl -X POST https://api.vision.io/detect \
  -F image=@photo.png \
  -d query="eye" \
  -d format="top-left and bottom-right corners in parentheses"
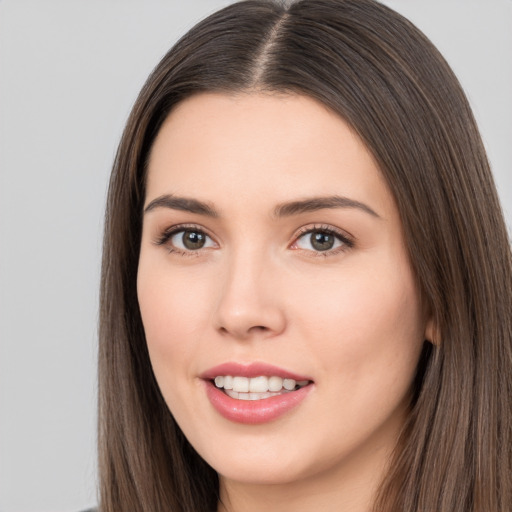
top-left (291, 226), bottom-right (353, 254)
top-left (171, 229), bottom-right (215, 251)
top-left (155, 226), bottom-right (217, 253)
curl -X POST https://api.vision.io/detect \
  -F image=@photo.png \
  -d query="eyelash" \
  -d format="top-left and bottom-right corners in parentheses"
top-left (154, 223), bottom-right (355, 258)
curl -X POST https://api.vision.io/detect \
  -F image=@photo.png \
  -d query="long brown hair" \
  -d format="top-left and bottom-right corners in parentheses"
top-left (98, 1), bottom-right (512, 510)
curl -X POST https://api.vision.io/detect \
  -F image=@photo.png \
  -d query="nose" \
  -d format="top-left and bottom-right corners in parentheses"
top-left (213, 250), bottom-right (286, 341)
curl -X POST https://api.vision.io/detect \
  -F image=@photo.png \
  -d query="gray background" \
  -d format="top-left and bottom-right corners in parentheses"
top-left (0, 1), bottom-right (510, 511)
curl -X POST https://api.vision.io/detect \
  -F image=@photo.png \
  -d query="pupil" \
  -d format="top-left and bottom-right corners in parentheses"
top-left (311, 232), bottom-right (334, 251)
top-left (183, 231), bottom-right (205, 250)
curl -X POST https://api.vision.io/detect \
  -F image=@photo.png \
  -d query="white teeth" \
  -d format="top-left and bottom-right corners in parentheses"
top-left (283, 378), bottom-right (295, 391)
top-left (268, 376), bottom-right (283, 392)
top-left (249, 376), bottom-right (268, 392)
top-left (225, 389), bottom-right (285, 400)
top-left (214, 375), bottom-right (310, 395)
top-left (232, 376), bottom-right (249, 392)
top-left (223, 375), bottom-right (233, 389)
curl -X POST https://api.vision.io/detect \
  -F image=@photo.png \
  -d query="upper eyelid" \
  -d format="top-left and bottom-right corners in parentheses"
top-left (292, 223), bottom-right (354, 242)
top-left (164, 223), bottom-right (212, 236)
top-left (154, 223), bottom-right (217, 245)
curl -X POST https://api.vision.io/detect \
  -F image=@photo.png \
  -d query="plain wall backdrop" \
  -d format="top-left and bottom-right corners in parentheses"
top-left (0, 1), bottom-right (510, 511)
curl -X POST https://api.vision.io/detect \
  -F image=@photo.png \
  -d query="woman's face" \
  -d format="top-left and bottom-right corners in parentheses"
top-left (138, 92), bottom-right (430, 492)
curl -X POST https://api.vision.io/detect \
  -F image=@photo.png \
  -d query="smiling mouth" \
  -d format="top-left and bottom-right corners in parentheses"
top-left (212, 375), bottom-right (311, 401)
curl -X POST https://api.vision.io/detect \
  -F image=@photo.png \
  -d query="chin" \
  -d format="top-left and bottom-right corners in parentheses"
top-left (215, 461), bottom-right (308, 486)
top-left (195, 438), bottom-right (310, 485)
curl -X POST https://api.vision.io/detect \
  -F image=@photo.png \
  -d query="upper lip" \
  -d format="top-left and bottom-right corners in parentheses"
top-left (200, 362), bottom-right (312, 382)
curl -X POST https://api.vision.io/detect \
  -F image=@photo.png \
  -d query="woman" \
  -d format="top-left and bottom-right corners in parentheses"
top-left (98, 0), bottom-right (512, 510)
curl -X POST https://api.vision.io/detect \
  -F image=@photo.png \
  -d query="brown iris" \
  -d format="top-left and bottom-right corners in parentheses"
top-left (310, 231), bottom-right (335, 251)
top-left (182, 230), bottom-right (207, 250)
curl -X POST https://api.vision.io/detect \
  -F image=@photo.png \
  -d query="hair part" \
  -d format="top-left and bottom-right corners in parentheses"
top-left (99, 1), bottom-right (512, 510)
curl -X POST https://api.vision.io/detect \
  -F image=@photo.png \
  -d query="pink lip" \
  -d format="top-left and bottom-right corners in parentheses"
top-left (201, 362), bottom-right (314, 425)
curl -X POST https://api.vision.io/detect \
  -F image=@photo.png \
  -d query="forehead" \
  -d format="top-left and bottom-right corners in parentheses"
top-left (145, 92), bottom-right (394, 218)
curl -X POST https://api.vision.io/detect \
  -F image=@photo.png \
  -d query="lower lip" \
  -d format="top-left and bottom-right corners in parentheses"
top-left (204, 380), bottom-right (313, 424)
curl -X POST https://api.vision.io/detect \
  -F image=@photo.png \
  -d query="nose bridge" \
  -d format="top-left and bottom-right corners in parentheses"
top-left (214, 244), bottom-right (285, 339)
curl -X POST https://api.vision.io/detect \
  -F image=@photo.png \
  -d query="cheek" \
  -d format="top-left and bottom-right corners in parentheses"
top-left (137, 260), bottom-right (212, 381)
top-left (291, 255), bottom-right (424, 384)
top-left (287, 260), bottom-right (425, 457)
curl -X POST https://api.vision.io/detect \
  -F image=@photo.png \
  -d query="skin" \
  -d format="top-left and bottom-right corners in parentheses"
top-left (137, 92), bottom-right (433, 512)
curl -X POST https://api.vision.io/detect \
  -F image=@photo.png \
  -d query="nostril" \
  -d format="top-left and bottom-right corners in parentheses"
top-left (248, 325), bottom-right (270, 334)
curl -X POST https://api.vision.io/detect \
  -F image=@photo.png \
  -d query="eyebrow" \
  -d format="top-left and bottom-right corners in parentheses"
top-left (144, 194), bottom-right (219, 217)
top-left (143, 193), bottom-right (380, 219)
top-left (274, 195), bottom-right (380, 219)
